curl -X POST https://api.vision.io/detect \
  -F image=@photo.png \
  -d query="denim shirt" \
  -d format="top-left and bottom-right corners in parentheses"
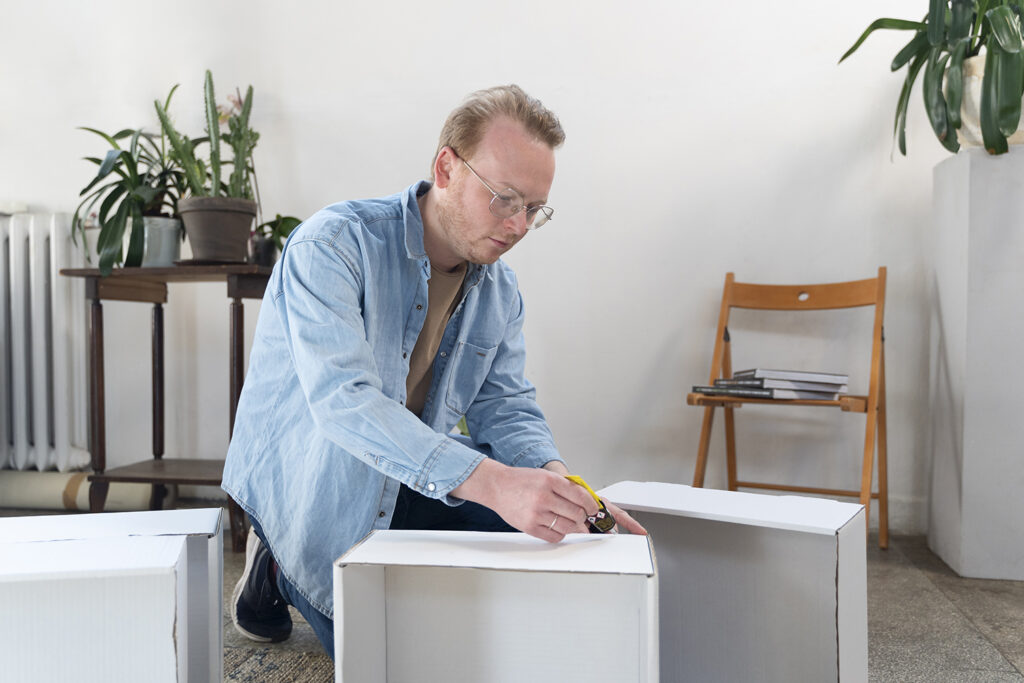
top-left (222, 181), bottom-right (563, 617)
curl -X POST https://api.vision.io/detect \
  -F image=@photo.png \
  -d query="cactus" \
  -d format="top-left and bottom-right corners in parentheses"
top-left (203, 70), bottom-right (221, 196)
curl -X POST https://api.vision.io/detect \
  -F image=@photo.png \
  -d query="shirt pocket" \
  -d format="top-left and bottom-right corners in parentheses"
top-left (445, 341), bottom-right (498, 415)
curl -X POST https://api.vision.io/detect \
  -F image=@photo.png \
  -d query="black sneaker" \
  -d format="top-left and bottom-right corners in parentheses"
top-left (231, 526), bottom-right (293, 642)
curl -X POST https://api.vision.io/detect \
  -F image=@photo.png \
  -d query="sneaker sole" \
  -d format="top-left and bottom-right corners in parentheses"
top-left (231, 526), bottom-right (277, 643)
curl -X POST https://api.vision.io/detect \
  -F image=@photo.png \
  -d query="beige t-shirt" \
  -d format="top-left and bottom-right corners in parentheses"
top-left (405, 261), bottom-right (467, 416)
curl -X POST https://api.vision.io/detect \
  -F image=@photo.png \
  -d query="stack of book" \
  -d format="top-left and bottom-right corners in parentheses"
top-left (693, 369), bottom-right (849, 400)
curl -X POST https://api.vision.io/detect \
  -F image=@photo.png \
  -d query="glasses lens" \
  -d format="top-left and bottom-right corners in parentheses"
top-left (528, 206), bottom-right (553, 229)
top-left (488, 189), bottom-right (524, 219)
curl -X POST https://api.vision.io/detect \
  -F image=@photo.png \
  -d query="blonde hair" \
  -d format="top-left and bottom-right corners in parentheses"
top-left (430, 84), bottom-right (565, 179)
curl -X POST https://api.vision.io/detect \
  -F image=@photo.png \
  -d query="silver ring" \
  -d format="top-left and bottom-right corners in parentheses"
top-left (548, 516), bottom-right (558, 531)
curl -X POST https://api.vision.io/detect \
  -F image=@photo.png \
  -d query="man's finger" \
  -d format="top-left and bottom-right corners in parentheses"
top-left (605, 501), bottom-right (648, 535)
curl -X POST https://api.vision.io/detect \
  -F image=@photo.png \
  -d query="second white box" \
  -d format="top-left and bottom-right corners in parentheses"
top-left (334, 529), bottom-right (658, 683)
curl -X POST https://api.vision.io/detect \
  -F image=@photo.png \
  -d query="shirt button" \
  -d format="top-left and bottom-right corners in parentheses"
top-left (402, 352), bottom-right (407, 359)
top-left (426, 483), bottom-right (436, 492)
top-left (416, 304), bottom-right (423, 310)
top-left (378, 510), bottom-right (386, 518)
top-left (440, 351), bottom-right (447, 358)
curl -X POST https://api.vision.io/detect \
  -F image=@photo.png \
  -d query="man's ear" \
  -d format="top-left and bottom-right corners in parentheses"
top-left (433, 146), bottom-right (457, 189)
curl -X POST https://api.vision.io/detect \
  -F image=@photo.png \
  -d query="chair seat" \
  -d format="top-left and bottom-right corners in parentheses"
top-left (686, 392), bottom-right (869, 413)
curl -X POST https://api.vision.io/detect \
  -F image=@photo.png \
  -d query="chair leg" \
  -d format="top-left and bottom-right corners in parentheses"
top-left (693, 406), bottom-right (716, 487)
top-left (724, 406), bottom-right (737, 491)
top-left (860, 407), bottom-right (878, 544)
top-left (876, 356), bottom-right (889, 550)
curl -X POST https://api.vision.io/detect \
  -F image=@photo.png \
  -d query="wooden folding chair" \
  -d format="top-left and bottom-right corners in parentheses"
top-left (688, 268), bottom-right (888, 548)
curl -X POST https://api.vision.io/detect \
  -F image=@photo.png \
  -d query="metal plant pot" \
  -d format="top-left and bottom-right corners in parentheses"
top-left (140, 216), bottom-right (182, 267)
top-left (178, 197), bottom-right (257, 263)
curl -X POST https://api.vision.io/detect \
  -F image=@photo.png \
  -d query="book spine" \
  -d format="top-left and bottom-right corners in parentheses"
top-left (693, 385), bottom-right (773, 399)
top-left (713, 378), bottom-right (764, 388)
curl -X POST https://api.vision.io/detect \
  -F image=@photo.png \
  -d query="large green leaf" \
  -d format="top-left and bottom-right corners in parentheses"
top-left (124, 205), bottom-right (145, 268)
top-left (893, 32), bottom-right (930, 71)
top-left (981, 44), bottom-right (1010, 153)
top-left (840, 18), bottom-right (927, 63)
top-left (924, 48), bottom-right (960, 150)
top-left (97, 200), bottom-right (130, 276)
top-left (947, 39), bottom-right (969, 128)
top-left (986, 6), bottom-right (1024, 53)
top-left (928, 0), bottom-right (947, 46)
top-left (895, 52), bottom-right (929, 155)
top-left (996, 47), bottom-right (1024, 135)
top-left (949, 0), bottom-right (974, 43)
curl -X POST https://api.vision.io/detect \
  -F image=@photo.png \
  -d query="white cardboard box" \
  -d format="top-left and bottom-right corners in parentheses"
top-left (599, 481), bottom-right (867, 683)
top-left (0, 508), bottom-right (223, 683)
top-left (334, 529), bottom-right (658, 683)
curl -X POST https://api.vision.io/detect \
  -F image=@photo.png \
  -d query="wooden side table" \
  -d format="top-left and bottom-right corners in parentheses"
top-left (61, 264), bottom-right (271, 552)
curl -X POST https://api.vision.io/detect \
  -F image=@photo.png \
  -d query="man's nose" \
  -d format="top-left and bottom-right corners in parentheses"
top-left (503, 210), bottom-right (529, 238)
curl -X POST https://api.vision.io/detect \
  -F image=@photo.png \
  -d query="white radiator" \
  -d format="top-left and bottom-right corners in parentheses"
top-left (0, 213), bottom-right (90, 472)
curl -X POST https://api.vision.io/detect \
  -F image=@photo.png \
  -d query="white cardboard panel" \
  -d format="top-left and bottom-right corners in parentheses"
top-left (0, 508), bottom-right (223, 683)
top-left (0, 535), bottom-right (187, 683)
top-left (341, 528), bottom-right (654, 574)
top-left (335, 530), bottom-right (658, 683)
top-left (0, 507), bottom-right (222, 542)
top-left (599, 480), bottom-right (861, 534)
top-left (599, 481), bottom-right (867, 683)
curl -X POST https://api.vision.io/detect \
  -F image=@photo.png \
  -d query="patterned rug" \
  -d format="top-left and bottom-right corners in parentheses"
top-left (224, 647), bottom-right (333, 682)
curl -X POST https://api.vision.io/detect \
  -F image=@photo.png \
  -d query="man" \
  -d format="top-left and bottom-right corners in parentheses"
top-left (222, 84), bottom-right (645, 656)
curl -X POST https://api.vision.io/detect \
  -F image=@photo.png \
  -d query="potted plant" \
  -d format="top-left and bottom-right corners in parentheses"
top-left (841, 2), bottom-right (1024, 155)
top-left (154, 70), bottom-right (260, 262)
top-left (72, 90), bottom-right (186, 275)
top-left (251, 213), bottom-right (301, 267)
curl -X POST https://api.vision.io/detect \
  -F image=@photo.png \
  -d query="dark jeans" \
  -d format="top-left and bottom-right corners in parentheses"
top-left (250, 484), bottom-right (515, 659)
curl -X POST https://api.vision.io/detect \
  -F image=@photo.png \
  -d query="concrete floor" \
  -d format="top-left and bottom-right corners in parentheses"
top-left (5, 503), bottom-right (1023, 681)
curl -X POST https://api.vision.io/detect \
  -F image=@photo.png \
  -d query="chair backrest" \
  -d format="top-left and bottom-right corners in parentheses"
top-left (706, 268), bottom-right (886, 387)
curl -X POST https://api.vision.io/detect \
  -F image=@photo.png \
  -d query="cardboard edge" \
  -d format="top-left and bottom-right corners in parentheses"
top-left (644, 535), bottom-right (659, 683)
top-left (338, 530), bottom-right (655, 576)
top-left (836, 509), bottom-right (868, 682)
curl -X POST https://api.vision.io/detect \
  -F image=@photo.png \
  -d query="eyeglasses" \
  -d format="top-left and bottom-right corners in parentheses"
top-left (460, 158), bottom-right (554, 229)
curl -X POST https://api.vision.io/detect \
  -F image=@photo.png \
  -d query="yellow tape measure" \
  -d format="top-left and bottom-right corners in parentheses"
top-left (565, 475), bottom-right (617, 533)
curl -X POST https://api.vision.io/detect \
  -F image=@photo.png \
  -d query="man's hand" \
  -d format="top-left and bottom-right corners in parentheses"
top-left (451, 459), bottom-right (599, 542)
top-left (603, 500), bottom-right (647, 535)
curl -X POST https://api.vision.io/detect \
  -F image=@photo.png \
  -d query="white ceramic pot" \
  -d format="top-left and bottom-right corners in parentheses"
top-left (140, 216), bottom-right (182, 267)
top-left (955, 54), bottom-right (1024, 148)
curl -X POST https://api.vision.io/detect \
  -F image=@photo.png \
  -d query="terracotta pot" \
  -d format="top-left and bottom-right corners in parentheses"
top-left (178, 197), bottom-right (256, 263)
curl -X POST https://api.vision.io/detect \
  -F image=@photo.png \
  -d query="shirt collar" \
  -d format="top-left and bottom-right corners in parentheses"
top-left (402, 179), bottom-right (486, 287)
top-left (402, 180), bottom-right (432, 261)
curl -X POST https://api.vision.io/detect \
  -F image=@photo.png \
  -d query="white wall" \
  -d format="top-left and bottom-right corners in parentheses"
top-left (1, 0), bottom-right (943, 531)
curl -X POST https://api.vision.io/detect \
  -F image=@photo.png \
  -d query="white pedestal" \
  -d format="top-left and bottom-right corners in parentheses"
top-left (929, 148), bottom-right (1024, 580)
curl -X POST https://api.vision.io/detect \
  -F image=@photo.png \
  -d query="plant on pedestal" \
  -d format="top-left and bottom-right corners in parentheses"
top-left (841, 1), bottom-right (1024, 155)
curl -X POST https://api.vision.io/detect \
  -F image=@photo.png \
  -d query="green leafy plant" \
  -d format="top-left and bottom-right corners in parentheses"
top-left (253, 213), bottom-right (301, 251)
top-left (72, 88), bottom-right (185, 274)
top-left (840, 1), bottom-right (1024, 155)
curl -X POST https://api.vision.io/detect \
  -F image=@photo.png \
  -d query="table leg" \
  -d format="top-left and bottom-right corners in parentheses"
top-left (152, 302), bottom-right (164, 460)
top-left (229, 296), bottom-right (247, 551)
top-left (88, 296), bottom-right (109, 512)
